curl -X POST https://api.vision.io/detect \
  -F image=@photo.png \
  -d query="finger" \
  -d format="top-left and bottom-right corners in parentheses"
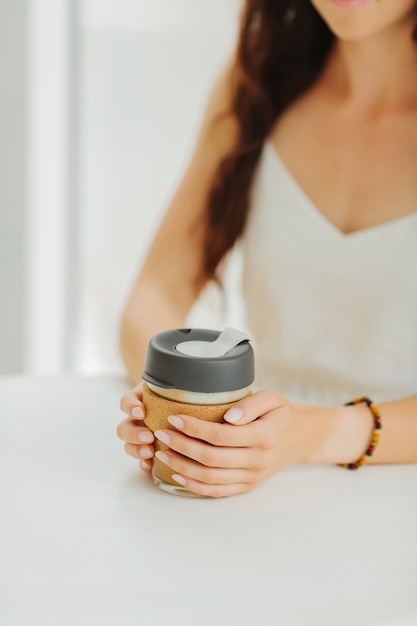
top-left (154, 448), bottom-right (253, 485)
top-left (171, 475), bottom-right (256, 498)
top-left (120, 383), bottom-right (145, 418)
top-left (120, 395), bottom-right (145, 420)
top-left (223, 390), bottom-right (286, 425)
top-left (117, 418), bottom-right (154, 444)
top-left (125, 442), bottom-right (154, 461)
top-left (166, 413), bottom-right (265, 448)
top-left (139, 459), bottom-right (152, 472)
top-left (154, 429), bottom-right (254, 468)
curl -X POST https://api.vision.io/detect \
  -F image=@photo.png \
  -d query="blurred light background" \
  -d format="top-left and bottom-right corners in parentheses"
top-left (0, 0), bottom-right (241, 376)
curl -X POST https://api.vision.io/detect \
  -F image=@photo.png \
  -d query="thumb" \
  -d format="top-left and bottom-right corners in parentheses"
top-left (223, 390), bottom-right (285, 425)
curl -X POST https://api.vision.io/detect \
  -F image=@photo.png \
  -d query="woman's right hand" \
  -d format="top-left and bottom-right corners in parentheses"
top-left (117, 381), bottom-right (155, 471)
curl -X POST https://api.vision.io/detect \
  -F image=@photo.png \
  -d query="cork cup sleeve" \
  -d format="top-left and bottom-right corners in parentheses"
top-left (142, 382), bottom-right (241, 431)
top-left (142, 382), bottom-right (250, 487)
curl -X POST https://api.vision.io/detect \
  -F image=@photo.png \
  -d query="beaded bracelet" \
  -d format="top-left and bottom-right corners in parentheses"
top-left (339, 396), bottom-right (382, 470)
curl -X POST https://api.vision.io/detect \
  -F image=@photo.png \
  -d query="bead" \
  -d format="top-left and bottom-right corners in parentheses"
top-left (339, 397), bottom-right (382, 470)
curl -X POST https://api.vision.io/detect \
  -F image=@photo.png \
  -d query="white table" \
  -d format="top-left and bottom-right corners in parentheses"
top-left (0, 375), bottom-right (416, 626)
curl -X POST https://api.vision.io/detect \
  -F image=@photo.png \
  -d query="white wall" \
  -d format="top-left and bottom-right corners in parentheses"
top-left (75, 0), bottom-right (241, 374)
top-left (24, 0), bottom-right (75, 374)
top-left (0, 1), bottom-right (242, 376)
top-left (0, 0), bottom-right (27, 373)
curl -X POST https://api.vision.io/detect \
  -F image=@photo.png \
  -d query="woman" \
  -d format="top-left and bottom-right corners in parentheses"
top-left (117, 0), bottom-right (417, 497)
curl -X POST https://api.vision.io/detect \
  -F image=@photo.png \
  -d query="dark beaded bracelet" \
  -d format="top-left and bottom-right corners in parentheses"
top-left (339, 396), bottom-right (382, 470)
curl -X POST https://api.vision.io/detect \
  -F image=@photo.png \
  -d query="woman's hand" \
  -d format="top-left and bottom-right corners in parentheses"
top-left (116, 386), bottom-right (374, 496)
top-left (117, 381), bottom-right (155, 472)
top-left (151, 390), bottom-right (340, 498)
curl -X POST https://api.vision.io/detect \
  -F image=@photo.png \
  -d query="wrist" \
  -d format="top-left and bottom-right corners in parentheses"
top-left (294, 402), bottom-right (374, 464)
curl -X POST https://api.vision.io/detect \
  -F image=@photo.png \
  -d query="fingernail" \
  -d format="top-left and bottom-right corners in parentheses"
top-left (224, 407), bottom-right (244, 423)
top-left (132, 407), bottom-right (144, 419)
top-left (167, 415), bottom-right (184, 429)
top-left (154, 430), bottom-right (171, 445)
top-left (139, 447), bottom-right (152, 459)
top-left (155, 450), bottom-right (170, 465)
top-left (172, 474), bottom-right (187, 487)
top-left (138, 431), bottom-right (153, 443)
top-left (140, 460), bottom-right (150, 471)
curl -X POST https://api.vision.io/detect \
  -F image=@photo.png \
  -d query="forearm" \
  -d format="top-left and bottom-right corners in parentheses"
top-left (297, 395), bottom-right (417, 466)
top-left (120, 281), bottom-right (187, 385)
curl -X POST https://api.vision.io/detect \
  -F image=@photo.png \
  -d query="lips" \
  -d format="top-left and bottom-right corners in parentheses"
top-left (332, 0), bottom-right (370, 9)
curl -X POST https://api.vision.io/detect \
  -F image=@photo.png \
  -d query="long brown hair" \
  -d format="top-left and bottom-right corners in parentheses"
top-left (201, 0), bottom-right (334, 282)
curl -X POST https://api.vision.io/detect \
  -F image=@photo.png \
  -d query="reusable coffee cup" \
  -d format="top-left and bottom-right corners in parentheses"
top-left (142, 327), bottom-right (255, 496)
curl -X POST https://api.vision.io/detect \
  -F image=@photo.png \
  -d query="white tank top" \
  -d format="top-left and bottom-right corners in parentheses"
top-left (242, 141), bottom-right (417, 406)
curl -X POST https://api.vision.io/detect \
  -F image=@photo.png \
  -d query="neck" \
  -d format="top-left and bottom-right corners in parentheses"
top-left (324, 21), bottom-right (417, 111)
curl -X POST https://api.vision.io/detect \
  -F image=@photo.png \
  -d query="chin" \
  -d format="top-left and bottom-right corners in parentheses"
top-left (309, 0), bottom-right (417, 42)
top-left (324, 18), bottom-right (387, 42)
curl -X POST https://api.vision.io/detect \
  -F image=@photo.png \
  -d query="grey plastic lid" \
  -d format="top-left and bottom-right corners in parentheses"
top-left (142, 328), bottom-right (254, 393)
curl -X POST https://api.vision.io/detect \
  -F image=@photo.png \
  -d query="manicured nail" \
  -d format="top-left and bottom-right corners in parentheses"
top-left (154, 430), bottom-right (171, 445)
top-left (172, 474), bottom-right (187, 487)
top-left (132, 407), bottom-right (144, 419)
top-left (140, 460), bottom-right (150, 471)
top-left (224, 407), bottom-right (244, 423)
top-left (167, 415), bottom-right (184, 429)
top-left (138, 431), bottom-right (153, 443)
top-left (155, 450), bottom-right (170, 465)
top-left (139, 447), bottom-right (152, 459)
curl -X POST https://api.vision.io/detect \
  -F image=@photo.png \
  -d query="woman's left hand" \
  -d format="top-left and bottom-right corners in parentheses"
top-left (152, 390), bottom-right (338, 498)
